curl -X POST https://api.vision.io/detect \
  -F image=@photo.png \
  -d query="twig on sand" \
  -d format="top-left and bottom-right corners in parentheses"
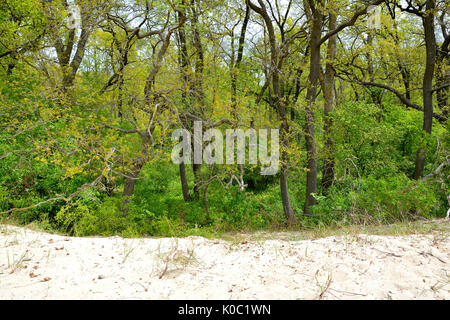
top-left (329, 288), bottom-right (367, 297)
top-left (315, 270), bottom-right (333, 300)
top-left (373, 248), bottom-right (403, 258)
top-left (319, 276), bottom-right (333, 299)
top-left (132, 282), bottom-right (148, 292)
top-left (419, 251), bottom-right (447, 264)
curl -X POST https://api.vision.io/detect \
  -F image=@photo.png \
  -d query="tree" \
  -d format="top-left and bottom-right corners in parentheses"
top-left (302, 0), bottom-right (384, 215)
top-left (41, 0), bottom-right (105, 95)
top-left (248, 0), bottom-right (306, 224)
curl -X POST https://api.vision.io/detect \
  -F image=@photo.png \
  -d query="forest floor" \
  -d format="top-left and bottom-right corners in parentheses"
top-left (0, 220), bottom-right (449, 300)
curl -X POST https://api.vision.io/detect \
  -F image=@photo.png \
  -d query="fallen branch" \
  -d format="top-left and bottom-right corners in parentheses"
top-left (421, 159), bottom-right (450, 182)
top-left (0, 149), bottom-right (116, 215)
top-left (0, 175), bottom-right (103, 215)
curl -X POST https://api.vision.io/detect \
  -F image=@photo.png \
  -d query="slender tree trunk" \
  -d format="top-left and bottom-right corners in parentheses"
top-left (177, 2), bottom-right (193, 202)
top-left (192, 163), bottom-right (202, 200)
top-left (179, 162), bottom-right (192, 202)
top-left (321, 13), bottom-right (337, 193)
top-left (436, 46), bottom-right (449, 115)
top-left (122, 161), bottom-right (143, 213)
top-left (304, 7), bottom-right (322, 216)
top-left (435, 59), bottom-right (449, 115)
top-left (231, 3), bottom-right (250, 116)
top-left (122, 171), bottom-right (140, 211)
top-left (229, 3), bottom-right (250, 192)
top-left (393, 14), bottom-right (412, 101)
top-left (121, 134), bottom-right (151, 212)
top-left (190, 1), bottom-right (205, 200)
top-left (414, 0), bottom-right (436, 180)
top-left (248, 0), bottom-right (295, 224)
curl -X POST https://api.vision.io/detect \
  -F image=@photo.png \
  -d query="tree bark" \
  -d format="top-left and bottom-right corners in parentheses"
top-left (414, 0), bottom-right (436, 180)
top-left (190, 0), bottom-right (205, 200)
top-left (304, 1), bottom-right (322, 215)
top-left (321, 13), bottom-right (337, 193)
top-left (436, 36), bottom-right (449, 115)
top-left (231, 3), bottom-right (250, 117)
top-left (179, 162), bottom-right (192, 202)
top-left (177, 1), bottom-right (193, 202)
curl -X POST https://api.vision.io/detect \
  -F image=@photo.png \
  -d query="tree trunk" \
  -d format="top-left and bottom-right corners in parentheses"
top-left (248, 0), bottom-right (295, 224)
top-left (414, 0), bottom-right (436, 180)
top-left (121, 165), bottom-right (143, 213)
top-left (435, 58), bottom-right (449, 115)
top-left (304, 7), bottom-right (322, 216)
top-left (192, 163), bottom-right (202, 200)
top-left (321, 13), bottom-right (337, 193)
top-left (231, 3), bottom-right (250, 117)
top-left (436, 42), bottom-right (449, 115)
top-left (177, 1), bottom-right (193, 202)
top-left (179, 162), bottom-right (192, 202)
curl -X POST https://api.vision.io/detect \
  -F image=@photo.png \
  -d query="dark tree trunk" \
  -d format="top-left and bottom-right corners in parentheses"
top-left (121, 133), bottom-right (152, 212)
top-left (177, 1), bottom-right (193, 202)
top-left (304, 5), bottom-right (322, 216)
top-left (321, 13), bottom-right (337, 193)
top-left (179, 162), bottom-right (192, 202)
top-left (436, 60), bottom-right (449, 115)
top-left (436, 45), bottom-right (449, 115)
top-left (414, 0), bottom-right (436, 180)
top-left (231, 3), bottom-right (250, 117)
top-left (121, 163), bottom-right (144, 213)
top-left (192, 163), bottom-right (202, 200)
top-left (399, 64), bottom-right (412, 101)
top-left (189, 0), bottom-right (205, 200)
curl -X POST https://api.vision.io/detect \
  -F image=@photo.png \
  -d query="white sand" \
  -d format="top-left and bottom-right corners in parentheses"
top-left (0, 224), bottom-right (448, 300)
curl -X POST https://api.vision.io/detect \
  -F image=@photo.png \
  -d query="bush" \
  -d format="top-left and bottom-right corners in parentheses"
top-left (311, 175), bottom-right (438, 224)
top-left (55, 197), bottom-right (131, 237)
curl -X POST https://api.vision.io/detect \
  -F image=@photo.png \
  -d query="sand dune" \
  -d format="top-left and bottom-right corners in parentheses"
top-left (0, 224), bottom-right (448, 300)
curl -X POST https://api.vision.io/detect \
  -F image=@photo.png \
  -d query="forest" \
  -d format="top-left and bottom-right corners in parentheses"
top-left (0, 0), bottom-right (448, 238)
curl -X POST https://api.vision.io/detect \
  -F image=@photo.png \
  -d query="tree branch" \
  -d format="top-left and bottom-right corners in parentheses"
top-left (319, 0), bottom-right (384, 46)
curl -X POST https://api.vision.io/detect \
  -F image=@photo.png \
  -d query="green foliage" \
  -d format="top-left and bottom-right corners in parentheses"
top-left (55, 198), bottom-right (132, 237)
top-left (0, 0), bottom-right (448, 239)
top-left (311, 175), bottom-right (439, 224)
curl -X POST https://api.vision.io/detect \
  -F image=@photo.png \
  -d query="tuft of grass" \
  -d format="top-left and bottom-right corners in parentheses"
top-left (7, 250), bottom-right (31, 273)
top-left (121, 242), bottom-right (136, 264)
top-left (153, 239), bottom-right (198, 279)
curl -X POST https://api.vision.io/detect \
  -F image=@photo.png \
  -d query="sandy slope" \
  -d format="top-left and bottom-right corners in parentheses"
top-left (0, 224), bottom-right (448, 300)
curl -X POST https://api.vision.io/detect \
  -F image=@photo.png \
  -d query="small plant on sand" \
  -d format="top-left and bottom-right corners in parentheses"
top-left (7, 250), bottom-right (31, 273)
top-left (121, 242), bottom-right (136, 264)
top-left (154, 239), bottom-right (197, 279)
top-left (315, 271), bottom-right (333, 300)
